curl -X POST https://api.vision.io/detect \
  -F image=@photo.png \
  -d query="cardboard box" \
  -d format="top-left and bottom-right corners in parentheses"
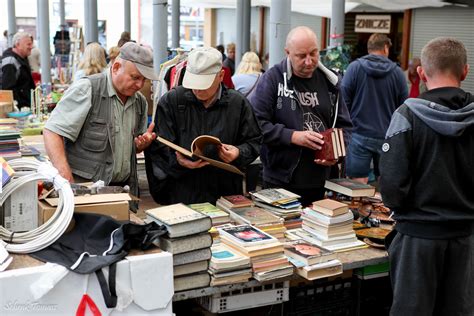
top-left (2, 181), bottom-right (38, 232)
top-left (0, 252), bottom-right (174, 315)
top-left (0, 90), bottom-right (14, 118)
top-left (38, 193), bottom-right (132, 225)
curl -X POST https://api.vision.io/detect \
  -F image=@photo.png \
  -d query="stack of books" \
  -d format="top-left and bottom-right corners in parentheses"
top-left (189, 202), bottom-right (230, 226)
top-left (284, 239), bottom-right (342, 280)
top-left (227, 206), bottom-right (286, 241)
top-left (216, 194), bottom-right (254, 211)
top-left (209, 243), bottom-right (252, 286)
top-left (146, 203), bottom-right (213, 291)
top-left (250, 188), bottom-right (303, 229)
top-left (294, 199), bottom-right (366, 252)
top-left (314, 128), bottom-right (346, 161)
top-left (218, 225), bottom-right (293, 282)
top-left (0, 120), bottom-right (21, 159)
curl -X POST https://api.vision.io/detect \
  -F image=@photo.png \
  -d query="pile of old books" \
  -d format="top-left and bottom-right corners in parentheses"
top-left (293, 199), bottom-right (366, 252)
top-left (227, 206), bottom-right (286, 241)
top-left (218, 225), bottom-right (293, 282)
top-left (209, 242), bottom-right (252, 286)
top-left (189, 202), bottom-right (231, 226)
top-left (0, 119), bottom-right (21, 159)
top-left (284, 239), bottom-right (342, 280)
top-left (250, 188), bottom-right (303, 230)
top-left (146, 203), bottom-right (212, 291)
top-left (314, 128), bottom-right (346, 161)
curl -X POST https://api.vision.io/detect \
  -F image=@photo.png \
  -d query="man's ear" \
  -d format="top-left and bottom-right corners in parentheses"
top-left (417, 66), bottom-right (427, 82)
top-left (112, 60), bottom-right (121, 74)
top-left (218, 69), bottom-right (225, 81)
top-left (284, 48), bottom-right (289, 56)
top-left (461, 64), bottom-right (469, 82)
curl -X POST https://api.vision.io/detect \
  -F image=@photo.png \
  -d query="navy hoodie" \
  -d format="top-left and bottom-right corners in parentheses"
top-left (249, 58), bottom-right (352, 185)
top-left (380, 87), bottom-right (474, 239)
top-left (341, 54), bottom-right (408, 138)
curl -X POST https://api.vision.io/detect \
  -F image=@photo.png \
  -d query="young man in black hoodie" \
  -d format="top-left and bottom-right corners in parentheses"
top-left (380, 37), bottom-right (474, 315)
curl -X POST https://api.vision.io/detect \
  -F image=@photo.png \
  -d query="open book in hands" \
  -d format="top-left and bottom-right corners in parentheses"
top-left (157, 135), bottom-right (244, 176)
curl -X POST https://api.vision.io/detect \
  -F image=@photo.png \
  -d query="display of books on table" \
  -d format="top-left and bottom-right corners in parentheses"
top-left (189, 202), bottom-right (230, 226)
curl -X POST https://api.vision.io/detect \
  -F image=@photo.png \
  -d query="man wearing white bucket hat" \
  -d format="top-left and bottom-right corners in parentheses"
top-left (146, 47), bottom-right (262, 205)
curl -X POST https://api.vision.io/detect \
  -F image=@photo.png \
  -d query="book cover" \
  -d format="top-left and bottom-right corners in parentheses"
top-left (324, 178), bottom-right (376, 197)
top-left (230, 206), bottom-right (282, 226)
top-left (210, 243), bottom-right (250, 270)
top-left (157, 135), bottom-right (244, 175)
top-left (146, 203), bottom-right (212, 238)
top-left (284, 240), bottom-right (336, 266)
top-left (189, 202), bottom-right (229, 220)
top-left (251, 188), bottom-right (300, 205)
top-left (314, 128), bottom-right (338, 161)
top-left (159, 233), bottom-right (212, 254)
top-left (221, 195), bottom-right (254, 208)
top-left (296, 259), bottom-right (343, 280)
top-left (219, 225), bottom-right (276, 246)
top-left (312, 199), bottom-right (349, 217)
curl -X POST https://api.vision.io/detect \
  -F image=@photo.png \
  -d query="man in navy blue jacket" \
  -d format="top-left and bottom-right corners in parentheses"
top-left (249, 26), bottom-right (352, 206)
top-left (341, 33), bottom-right (407, 183)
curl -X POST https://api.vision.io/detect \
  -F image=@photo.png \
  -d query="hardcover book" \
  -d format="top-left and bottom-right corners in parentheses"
top-left (296, 259), bottom-right (343, 280)
top-left (159, 233), bottom-right (213, 254)
top-left (314, 128), bottom-right (339, 161)
top-left (229, 206), bottom-right (282, 226)
top-left (157, 135), bottom-right (244, 175)
top-left (173, 260), bottom-right (209, 277)
top-left (250, 188), bottom-right (300, 205)
top-left (188, 202), bottom-right (230, 225)
top-left (219, 195), bottom-right (254, 208)
top-left (284, 240), bottom-right (336, 266)
top-left (324, 178), bottom-right (376, 197)
top-left (174, 272), bottom-right (211, 292)
top-left (146, 203), bottom-right (212, 238)
top-left (173, 248), bottom-right (212, 266)
top-left (312, 199), bottom-right (349, 217)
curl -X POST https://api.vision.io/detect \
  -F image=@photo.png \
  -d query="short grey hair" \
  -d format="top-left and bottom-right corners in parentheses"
top-left (421, 37), bottom-right (467, 79)
top-left (12, 31), bottom-right (32, 47)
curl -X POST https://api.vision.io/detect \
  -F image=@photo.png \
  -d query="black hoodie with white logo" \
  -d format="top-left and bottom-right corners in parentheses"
top-left (380, 87), bottom-right (474, 239)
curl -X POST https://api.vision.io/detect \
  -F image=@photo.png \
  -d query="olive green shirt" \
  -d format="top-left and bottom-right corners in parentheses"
top-left (45, 69), bottom-right (147, 182)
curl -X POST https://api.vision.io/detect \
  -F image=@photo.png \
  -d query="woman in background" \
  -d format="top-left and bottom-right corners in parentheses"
top-left (74, 42), bottom-right (107, 81)
top-left (232, 51), bottom-right (262, 97)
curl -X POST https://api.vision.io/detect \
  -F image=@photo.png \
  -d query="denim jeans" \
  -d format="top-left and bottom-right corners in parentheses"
top-left (346, 133), bottom-right (384, 178)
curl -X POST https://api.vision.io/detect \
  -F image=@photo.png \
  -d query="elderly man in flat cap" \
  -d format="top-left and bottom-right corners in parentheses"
top-left (44, 42), bottom-right (158, 203)
top-left (145, 46), bottom-right (262, 205)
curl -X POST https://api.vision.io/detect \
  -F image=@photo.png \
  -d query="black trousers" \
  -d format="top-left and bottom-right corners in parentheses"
top-left (388, 232), bottom-right (474, 316)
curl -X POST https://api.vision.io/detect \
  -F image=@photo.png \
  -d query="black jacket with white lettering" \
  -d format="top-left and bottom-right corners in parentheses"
top-left (380, 87), bottom-right (474, 239)
top-left (249, 58), bottom-right (352, 185)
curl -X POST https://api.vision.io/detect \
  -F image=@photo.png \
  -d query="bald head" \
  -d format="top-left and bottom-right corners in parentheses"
top-left (285, 26), bottom-right (319, 78)
top-left (285, 26), bottom-right (318, 50)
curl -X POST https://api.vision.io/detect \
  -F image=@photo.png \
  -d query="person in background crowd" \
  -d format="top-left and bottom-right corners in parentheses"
top-left (380, 37), bottom-right (474, 316)
top-left (223, 42), bottom-right (236, 75)
top-left (1, 31), bottom-right (35, 106)
top-left (43, 42), bottom-right (158, 208)
top-left (117, 31), bottom-right (133, 47)
top-left (74, 42), bottom-right (107, 81)
top-left (0, 30), bottom-right (8, 56)
top-left (341, 33), bottom-right (407, 184)
top-left (28, 36), bottom-right (40, 73)
top-left (108, 46), bottom-right (121, 66)
top-left (232, 51), bottom-right (262, 97)
top-left (249, 26), bottom-right (352, 206)
top-left (145, 47), bottom-right (261, 205)
top-left (216, 44), bottom-right (226, 61)
top-left (405, 57), bottom-right (426, 98)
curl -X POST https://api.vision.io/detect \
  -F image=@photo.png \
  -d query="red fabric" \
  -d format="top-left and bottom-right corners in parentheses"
top-left (76, 294), bottom-right (102, 316)
top-left (31, 72), bottom-right (41, 87)
top-left (409, 75), bottom-right (421, 98)
top-left (222, 66), bottom-right (234, 89)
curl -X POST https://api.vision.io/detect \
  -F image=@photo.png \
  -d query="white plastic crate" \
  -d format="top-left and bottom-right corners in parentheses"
top-left (197, 281), bottom-right (289, 313)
